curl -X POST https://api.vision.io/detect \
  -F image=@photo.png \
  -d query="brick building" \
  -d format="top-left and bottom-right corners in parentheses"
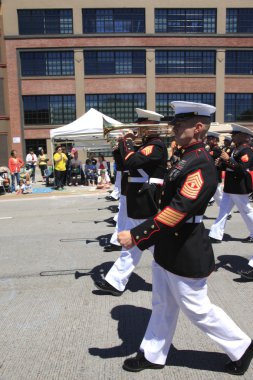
top-left (1, 0), bottom-right (253, 163)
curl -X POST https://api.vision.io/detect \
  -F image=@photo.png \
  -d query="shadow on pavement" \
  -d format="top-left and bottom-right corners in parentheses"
top-left (166, 345), bottom-right (227, 372)
top-left (89, 304), bottom-right (227, 373)
top-left (97, 205), bottom-right (119, 213)
top-left (75, 261), bottom-right (152, 293)
top-left (89, 305), bottom-right (151, 358)
top-left (215, 254), bottom-right (249, 275)
top-left (85, 234), bottom-right (113, 246)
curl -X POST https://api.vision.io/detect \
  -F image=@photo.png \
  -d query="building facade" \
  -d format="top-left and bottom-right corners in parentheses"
top-left (1, 0), bottom-right (253, 161)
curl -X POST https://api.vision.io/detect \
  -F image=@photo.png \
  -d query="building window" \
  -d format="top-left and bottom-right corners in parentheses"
top-left (155, 9), bottom-right (216, 33)
top-left (84, 50), bottom-right (146, 75)
top-left (156, 50), bottom-right (216, 74)
top-left (226, 9), bottom-right (253, 33)
top-left (225, 94), bottom-right (253, 122)
top-left (156, 93), bottom-right (215, 120)
top-left (226, 51), bottom-right (253, 74)
top-left (86, 93), bottom-right (146, 122)
top-left (20, 51), bottom-right (74, 76)
top-left (18, 9), bottom-right (73, 34)
top-left (82, 9), bottom-right (145, 33)
top-left (23, 95), bottom-right (76, 125)
top-left (25, 139), bottom-right (47, 155)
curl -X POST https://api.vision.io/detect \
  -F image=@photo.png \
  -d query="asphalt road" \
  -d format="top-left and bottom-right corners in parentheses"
top-left (0, 193), bottom-right (252, 380)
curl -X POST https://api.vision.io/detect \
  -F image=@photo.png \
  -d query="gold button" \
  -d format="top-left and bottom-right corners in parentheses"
top-left (144, 231), bottom-right (147, 234)
top-left (138, 189), bottom-right (141, 193)
top-left (175, 232), bottom-right (179, 236)
top-left (151, 225), bottom-right (155, 229)
top-left (136, 236), bottom-right (139, 240)
top-left (161, 191), bottom-right (164, 195)
top-left (159, 200), bottom-right (161, 204)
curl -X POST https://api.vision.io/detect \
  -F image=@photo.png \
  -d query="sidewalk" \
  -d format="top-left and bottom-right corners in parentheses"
top-left (0, 168), bottom-right (112, 199)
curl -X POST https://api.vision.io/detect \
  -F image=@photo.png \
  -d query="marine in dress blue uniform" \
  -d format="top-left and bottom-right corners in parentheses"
top-left (209, 124), bottom-right (253, 243)
top-left (94, 109), bottom-right (168, 295)
top-left (118, 102), bottom-right (253, 375)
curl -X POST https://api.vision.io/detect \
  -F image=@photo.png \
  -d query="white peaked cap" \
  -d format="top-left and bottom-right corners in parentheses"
top-left (207, 131), bottom-right (220, 138)
top-left (231, 124), bottom-right (253, 137)
top-left (170, 101), bottom-right (216, 118)
top-left (135, 108), bottom-right (164, 122)
top-left (224, 135), bottom-right (232, 141)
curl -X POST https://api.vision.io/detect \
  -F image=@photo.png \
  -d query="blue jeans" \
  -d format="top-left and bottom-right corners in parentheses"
top-left (11, 172), bottom-right (20, 192)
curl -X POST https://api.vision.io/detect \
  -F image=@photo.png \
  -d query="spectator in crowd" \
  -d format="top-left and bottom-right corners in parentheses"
top-left (0, 166), bottom-right (10, 192)
top-left (84, 158), bottom-right (97, 186)
top-left (53, 145), bottom-right (67, 190)
top-left (16, 173), bottom-right (32, 195)
top-left (38, 148), bottom-right (49, 183)
top-left (69, 148), bottom-right (82, 186)
top-left (96, 154), bottom-right (108, 171)
top-left (96, 169), bottom-right (111, 189)
top-left (62, 146), bottom-right (72, 185)
top-left (87, 153), bottom-right (97, 166)
top-left (96, 154), bottom-right (110, 182)
top-left (26, 148), bottom-right (37, 183)
top-left (8, 149), bottom-right (24, 193)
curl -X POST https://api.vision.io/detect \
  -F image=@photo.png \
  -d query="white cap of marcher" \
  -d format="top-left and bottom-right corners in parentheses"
top-left (231, 123), bottom-right (253, 137)
top-left (207, 131), bottom-right (220, 139)
top-left (224, 135), bottom-right (232, 141)
top-left (170, 101), bottom-right (216, 119)
top-left (135, 108), bottom-right (164, 122)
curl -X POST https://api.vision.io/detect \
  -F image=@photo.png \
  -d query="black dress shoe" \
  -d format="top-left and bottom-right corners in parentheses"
top-left (208, 200), bottom-right (215, 206)
top-left (123, 352), bottom-right (164, 372)
top-left (238, 269), bottom-right (253, 280)
top-left (241, 236), bottom-right (253, 243)
top-left (103, 244), bottom-right (122, 252)
top-left (225, 341), bottom-right (253, 375)
top-left (227, 214), bottom-right (232, 220)
top-left (209, 237), bottom-right (222, 244)
top-left (94, 280), bottom-right (123, 296)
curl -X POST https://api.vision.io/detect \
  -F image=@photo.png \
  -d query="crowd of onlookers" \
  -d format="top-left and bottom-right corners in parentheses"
top-left (0, 145), bottom-right (113, 194)
top-left (52, 145), bottom-right (112, 190)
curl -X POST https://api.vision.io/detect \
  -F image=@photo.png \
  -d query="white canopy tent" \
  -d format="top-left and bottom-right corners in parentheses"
top-left (50, 108), bottom-right (122, 150)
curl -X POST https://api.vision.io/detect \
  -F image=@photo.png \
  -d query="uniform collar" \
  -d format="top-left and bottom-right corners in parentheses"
top-left (179, 141), bottom-right (204, 157)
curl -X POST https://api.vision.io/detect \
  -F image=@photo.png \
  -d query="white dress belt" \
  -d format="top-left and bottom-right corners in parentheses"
top-left (185, 215), bottom-right (203, 223)
top-left (128, 177), bottom-right (164, 185)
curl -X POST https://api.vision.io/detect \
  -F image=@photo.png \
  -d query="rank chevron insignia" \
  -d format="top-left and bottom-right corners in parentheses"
top-left (140, 145), bottom-right (154, 156)
top-left (155, 206), bottom-right (186, 227)
top-left (180, 170), bottom-right (204, 200)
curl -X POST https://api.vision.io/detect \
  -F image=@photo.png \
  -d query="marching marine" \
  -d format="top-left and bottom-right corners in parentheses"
top-left (118, 101), bottom-right (253, 376)
top-left (94, 108), bottom-right (168, 296)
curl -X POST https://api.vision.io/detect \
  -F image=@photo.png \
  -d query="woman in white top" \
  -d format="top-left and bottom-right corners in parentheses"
top-left (26, 148), bottom-right (37, 183)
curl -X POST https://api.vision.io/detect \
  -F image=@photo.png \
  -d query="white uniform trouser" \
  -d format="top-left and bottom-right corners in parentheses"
top-left (106, 216), bottom-right (153, 291)
top-left (110, 195), bottom-right (127, 246)
top-left (110, 171), bottom-right (121, 200)
top-left (140, 261), bottom-right (251, 365)
top-left (209, 193), bottom-right (253, 241)
top-left (213, 184), bottom-right (223, 206)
